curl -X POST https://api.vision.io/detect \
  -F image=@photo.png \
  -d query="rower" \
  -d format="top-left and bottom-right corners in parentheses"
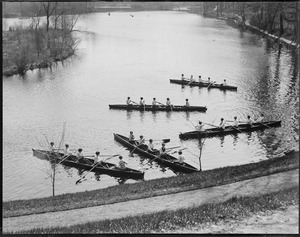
top-left (232, 116), bottom-right (239, 127)
top-left (247, 115), bottom-right (254, 125)
top-left (160, 143), bottom-right (166, 156)
top-left (177, 151), bottom-right (185, 164)
top-left (190, 75), bottom-right (194, 82)
top-left (118, 156), bottom-right (127, 170)
top-left (198, 75), bottom-right (202, 83)
top-left (138, 135), bottom-right (145, 145)
top-left (222, 79), bottom-right (227, 86)
top-left (139, 97), bottom-right (145, 106)
top-left (207, 77), bottom-right (211, 83)
top-left (152, 98), bottom-right (157, 108)
top-left (256, 113), bottom-right (264, 122)
top-left (129, 131), bottom-right (135, 144)
top-left (196, 121), bottom-right (204, 132)
top-left (94, 151), bottom-right (101, 164)
top-left (185, 98), bottom-right (190, 107)
top-left (126, 97), bottom-right (133, 106)
top-left (76, 148), bottom-right (84, 162)
top-left (166, 98), bottom-right (172, 107)
top-left (48, 142), bottom-right (55, 152)
top-left (63, 144), bottom-right (71, 155)
top-left (219, 118), bottom-right (226, 130)
top-left (148, 139), bottom-right (155, 153)
top-left (181, 74), bottom-right (185, 81)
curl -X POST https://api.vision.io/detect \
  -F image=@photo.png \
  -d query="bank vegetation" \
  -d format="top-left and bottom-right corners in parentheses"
top-left (3, 2), bottom-right (82, 77)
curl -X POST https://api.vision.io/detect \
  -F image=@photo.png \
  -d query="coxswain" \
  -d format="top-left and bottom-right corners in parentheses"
top-left (219, 118), bottom-right (226, 130)
top-left (126, 97), bottom-right (133, 106)
top-left (94, 151), bottom-right (101, 164)
top-left (196, 121), bottom-right (204, 132)
top-left (76, 148), bottom-right (84, 162)
top-left (152, 98), bottom-right (157, 108)
top-left (49, 142), bottom-right (55, 152)
top-left (160, 143), bottom-right (166, 156)
top-left (64, 144), bottom-right (70, 155)
top-left (247, 115), bottom-right (254, 125)
top-left (181, 74), bottom-right (185, 81)
top-left (185, 98), bottom-right (190, 107)
top-left (232, 116), bottom-right (239, 127)
top-left (177, 151), bottom-right (185, 164)
top-left (129, 131), bottom-right (135, 144)
top-left (118, 156), bottom-right (127, 170)
top-left (256, 113), bottom-right (264, 122)
top-left (139, 97), bottom-right (145, 106)
top-left (148, 139), bottom-right (155, 153)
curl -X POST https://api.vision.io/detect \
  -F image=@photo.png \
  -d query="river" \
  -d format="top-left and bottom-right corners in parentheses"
top-left (3, 11), bottom-right (299, 201)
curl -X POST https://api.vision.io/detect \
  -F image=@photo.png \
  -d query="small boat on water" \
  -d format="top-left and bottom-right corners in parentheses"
top-left (179, 121), bottom-right (282, 140)
top-left (114, 133), bottom-right (199, 173)
top-left (32, 149), bottom-right (144, 180)
top-left (169, 79), bottom-right (238, 90)
top-left (109, 104), bottom-right (207, 112)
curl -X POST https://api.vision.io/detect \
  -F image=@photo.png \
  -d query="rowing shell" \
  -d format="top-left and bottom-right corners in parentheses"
top-left (179, 121), bottom-right (281, 140)
top-left (170, 79), bottom-right (237, 90)
top-left (109, 104), bottom-right (207, 112)
top-left (32, 149), bottom-right (144, 180)
top-left (114, 133), bottom-right (199, 173)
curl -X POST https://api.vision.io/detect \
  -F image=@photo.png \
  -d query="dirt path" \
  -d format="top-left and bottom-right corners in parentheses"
top-left (3, 169), bottom-right (298, 233)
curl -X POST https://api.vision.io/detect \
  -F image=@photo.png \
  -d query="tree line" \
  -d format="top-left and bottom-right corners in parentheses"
top-left (203, 2), bottom-right (298, 42)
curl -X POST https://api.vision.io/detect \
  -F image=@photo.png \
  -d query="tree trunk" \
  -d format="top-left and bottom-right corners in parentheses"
top-left (279, 13), bottom-right (284, 36)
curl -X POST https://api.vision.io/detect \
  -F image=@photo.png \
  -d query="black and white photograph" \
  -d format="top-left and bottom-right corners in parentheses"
top-left (3, 0), bottom-right (299, 234)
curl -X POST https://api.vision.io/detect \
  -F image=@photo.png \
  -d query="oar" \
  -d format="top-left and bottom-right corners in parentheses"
top-left (156, 101), bottom-right (165, 107)
top-left (202, 122), bottom-right (219, 128)
top-left (255, 120), bottom-right (271, 129)
top-left (57, 154), bottom-right (72, 165)
top-left (75, 154), bottom-right (119, 184)
top-left (84, 154), bottom-right (118, 158)
top-left (207, 81), bottom-right (216, 90)
top-left (131, 100), bottom-right (139, 105)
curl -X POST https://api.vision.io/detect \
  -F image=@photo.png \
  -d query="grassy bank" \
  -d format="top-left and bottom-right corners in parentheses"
top-left (3, 150), bottom-right (298, 218)
top-left (8, 186), bottom-right (298, 234)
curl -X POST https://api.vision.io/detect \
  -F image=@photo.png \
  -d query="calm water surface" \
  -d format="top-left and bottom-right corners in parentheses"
top-left (3, 11), bottom-right (299, 201)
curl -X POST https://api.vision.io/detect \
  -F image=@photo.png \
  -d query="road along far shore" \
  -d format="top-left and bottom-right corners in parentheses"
top-left (3, 168), bottom-right (298, 233)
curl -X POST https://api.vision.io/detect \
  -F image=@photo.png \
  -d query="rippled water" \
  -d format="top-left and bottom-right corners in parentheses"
top-left (3, 11), bottom-right (299, 201)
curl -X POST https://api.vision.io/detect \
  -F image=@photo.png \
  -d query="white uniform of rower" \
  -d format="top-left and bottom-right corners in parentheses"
top-left (181, 74), bottom-right (185, 80)
top-left (177, 151), bottom-right (185, 164)
top-left (166, 98), bottom-right (171, 106)
top-left (94, 151), bottom-right (101, 164)
top-left (63, 144), bottom-right (70, 155)
top-left (185, 99), bottom-right (190, 107)
top-left (148, 139), bottom-right (155, 152)
top-left (232, 117), bottom-right (239, 127)
top-left (126, 97), bottom-right (132, 105)
top-left (196, 121), bottom-right (204, 132)
top-left (138, 136), bottom-right (145, 145)
top-left (198, 76), bottom-right (202, 83)
top-left (219, 118), bottom-right (226, 129)
top-left (247, 116), bottom-right (254, 125)
top-left (48, 142), bottom-right (55, 152)
top-left (139, 97), bottom-right (145, 106)
top-left (152, 98), bottom-right (157, 106)
top-left (190, 75), bottom-right (194, 82)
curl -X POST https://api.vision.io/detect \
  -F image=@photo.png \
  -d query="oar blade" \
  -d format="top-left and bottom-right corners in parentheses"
top-left (162, 139), bottom-right (170, 143)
